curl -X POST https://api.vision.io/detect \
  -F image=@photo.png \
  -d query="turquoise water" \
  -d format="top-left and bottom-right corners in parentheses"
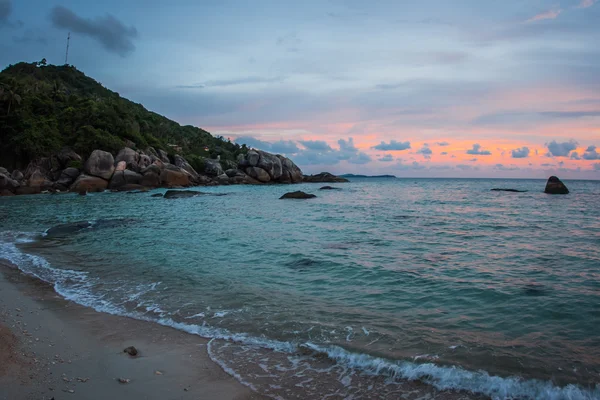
top-left (1, 178), bottom-right (599, 399)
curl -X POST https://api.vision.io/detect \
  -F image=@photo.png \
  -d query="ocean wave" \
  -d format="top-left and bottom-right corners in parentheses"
top-left (1, 235), bottom-right (599, 400)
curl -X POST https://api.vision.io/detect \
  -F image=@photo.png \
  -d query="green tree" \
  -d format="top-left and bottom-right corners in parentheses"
top-left (0, 85), bottom-right (22, 116)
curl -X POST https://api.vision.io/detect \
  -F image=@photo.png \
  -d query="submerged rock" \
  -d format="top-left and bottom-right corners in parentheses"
top-left (320, 186), bottom-right (342, 190)
top-left (163, 190), bottom-right (205, 199)
top-left (46, 221), bottom-right (92, 237)
top-left (491, 188), bottom-right (527, 193)
top-left (544, 176), bottom-right (569, 194)
top-left (280, 191), bottom-right (317, 199)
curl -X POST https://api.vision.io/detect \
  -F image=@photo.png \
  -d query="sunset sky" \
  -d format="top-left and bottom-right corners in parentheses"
top-left (1, 0), bottom-right (599, 178)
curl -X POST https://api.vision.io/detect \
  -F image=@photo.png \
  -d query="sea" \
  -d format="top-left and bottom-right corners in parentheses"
top-left (1, 178), bottom-right (599, 400)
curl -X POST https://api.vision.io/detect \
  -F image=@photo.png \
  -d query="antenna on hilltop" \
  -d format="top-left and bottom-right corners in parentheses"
top-left (64, 32), bottom-right (71, 65)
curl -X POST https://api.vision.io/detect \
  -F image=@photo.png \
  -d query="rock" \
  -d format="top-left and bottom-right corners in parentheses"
top-left (303, 172), bottom-right (349, 183)
top-left (158, 149), bottom-right (170, 163)
top-left (119, 184), bottom-right (147, 192)
top-left (544, 176), bottom-right (569, 194)
top-left (257, 151), bottom-right (283, 179)
top-left (56, 168), bottom-right (80, 188)
top-left (0, 173), bottom-right (20, 191)
top-left (117, 378), bottom-right (131, 384)
top-left (160, 169), bottom-right (190, 187)
top-left (28, 169), bottom-right (52, 190)
top-left (320, 186), bottom-right (342, 190)
top-left (174, 155), bottom-right (200, 181)
top-left (151, 193), bottom-right (164, 198)
top-left (115, 161), bottom-right (127, 172)
top-left (141, 172), bottom-right (161, 188)
top-left (247, 151), bottom-right (260, 167)
top-left (225, 169), bottom-right (239, 178)
top-left (84, 150), bottom-right (115, 180)
top-left (216, 173), bottom-right (230, 184)
top-left (115, 148), bottom-right (140, 172)
top-left (278, 155), bottom-right (304, 183)
top-left (280, 191), bottom-right (317, 199)
top-left (70, 174), bottom-right (109, 193)
top-left (491, 188), bottom-right (527, 193)
top-left (46, 221), bottom-right (92, 237)
top-left (245, 167), bottom-right (271, 183)
top-left (204, 159), bottom-right (224, 177)
top-left (138, 154), bottom-right (152, 170)
top-left (141, 164), bottom-right (161, 176)
top-left (145, 147), bottom-right (159, 159)
top-left (57, 148), bottom-right (82, 168)
top-left (11, 170), bottom-right (23, 181)
top-left (123, 346), bottom-right (138, 356)
top-left (237, 153), bottom-right (250, 169)
top-left (163, 190), bottom-right (205, 199)
top-left (0, 189), bottom-right (15, 196)
top-left (0, 167), bottom-right (8, 175)
top-left (109, 170), bottom-right (143, 189)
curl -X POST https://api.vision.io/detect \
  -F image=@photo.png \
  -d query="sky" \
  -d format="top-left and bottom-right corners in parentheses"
top-left (1, 0), bottom-right (599, 178)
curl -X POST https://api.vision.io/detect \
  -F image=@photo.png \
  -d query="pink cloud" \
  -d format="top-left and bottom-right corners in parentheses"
top-left (526, 8), bottom-right (562, 22)
top-left (577, 0), bottom-right (597, 8)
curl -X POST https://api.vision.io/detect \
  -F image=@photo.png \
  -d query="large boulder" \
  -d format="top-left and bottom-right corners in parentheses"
top-left (280, 191), bottom-right (317, 199)
top-left (84, 150), bottom-right (115, 180)
top-left (303, 172), bottom-right (349, 183)
top-left (115, 147), bottom-right (140, 172)
top-left (544, 176), bottom-right (569, 194)
top-left (247, 151), bottom-right (260, 167)
top-left (278, 155), bottom-right (303, 183)
top-left (0, 189), bottom-right (15, 196)
top-left (70, 174), bottom-right (109, 193)
top-left (109, 170), bottom-right (143, 189)
top-left (141, 172), bottom-right (161, 188)
top-left (174, 155), bottom-right (200, 181)
top-left (28, 169), bottom-right (52, 189)
top-left (57, 147), bottom-right (82, 168)
top-left (55, 168), bottom-right (80, 190)
top-left (257, 151), bottom-right (283, 179)
top-left (0, 167), bottom-right (8, 175)
top-left (11, 170), bottom-right (24, 182)
top-left (160, 168), bottom-right (190, 187)
top-left (0, 173), bottom-right (20, 192)
top-left (138, 154), bottom-right (152, 170)
top-left (158, 149), bottom-right (170, 163)
top-left (204, 159), bottom-right (224, 177)
top-left (246, 167), bottom-right (271, 183)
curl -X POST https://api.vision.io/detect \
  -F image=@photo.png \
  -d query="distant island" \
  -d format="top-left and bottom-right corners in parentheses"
top-left (339, 174), bottom-right (397, 179)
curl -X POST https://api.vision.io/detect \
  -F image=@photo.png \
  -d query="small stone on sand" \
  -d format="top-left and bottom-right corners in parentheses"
top-left (118, 378), bottom-right (131, 384)
top-left (123, 346), bottom-right (138, 356)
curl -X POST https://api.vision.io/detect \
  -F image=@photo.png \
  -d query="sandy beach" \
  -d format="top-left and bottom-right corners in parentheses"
top-left (0, 259), bottom-right (266, 400)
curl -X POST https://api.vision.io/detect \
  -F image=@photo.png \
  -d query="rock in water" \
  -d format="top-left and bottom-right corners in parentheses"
top-left (303, 172), bottom-right (349, 183)
top-left (320, 186), bottom-right (342, 190)
top-left (280, 191), bottom-right (317, 199)
top-left (544, 176), bottom-right (569, 194)
top-left (491, 188), bottom-right (527, 193)
top-left (163, 190), bottom-right (205, 199)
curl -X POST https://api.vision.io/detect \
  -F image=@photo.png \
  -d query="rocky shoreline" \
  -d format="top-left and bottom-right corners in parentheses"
top-left (0, 146), bottom-right (347, 197)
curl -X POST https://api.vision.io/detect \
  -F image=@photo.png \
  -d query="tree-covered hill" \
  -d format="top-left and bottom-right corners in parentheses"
top-left (0, 61), bottom-right (247, 170)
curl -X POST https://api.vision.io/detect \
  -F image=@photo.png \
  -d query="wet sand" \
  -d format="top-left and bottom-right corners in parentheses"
top-left (0, 259), bottom-right (266, 400)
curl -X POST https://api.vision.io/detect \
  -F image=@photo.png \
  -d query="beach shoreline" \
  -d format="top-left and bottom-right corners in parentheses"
top-left (0, 259), bottom-right (266, 400)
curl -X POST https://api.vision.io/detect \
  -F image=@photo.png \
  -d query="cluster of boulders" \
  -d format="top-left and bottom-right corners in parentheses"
top-left (0, 147), bottom-right (309, 196)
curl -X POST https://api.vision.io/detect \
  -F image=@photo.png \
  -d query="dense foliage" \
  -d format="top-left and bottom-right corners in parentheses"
top-left (0, 61), bottom-right (248, 170)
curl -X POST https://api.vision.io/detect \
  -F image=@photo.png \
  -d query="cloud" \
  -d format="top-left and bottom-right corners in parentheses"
top-left (177, 76), bottom-right (284, 89)
top-left (456, 164), bottom-right (473, 170)
top-left (12, 29), bottom-right (48, 45)
top-left (417, 146), bottom-right (433, 159)
top-left (469, 158), bottom-right (478, 162)
top-left (466, 143), bottom-right (492, 156)
top-left (50, 6), bottom-right (138, 57)
top-left (578, 0), bottom-right (597, 8)
top-left (511, 147), bottom-right (530, 158)
top-left (299, 140), bottom-right (332, 151)
top-left (583, 145), bottom-right (600, 160)
top-left (233, 136), bottom-right (299, 154)
top-left (441, 152), bottom-right (448, 155)
top-left (526, 8), bottom-right (562, 22)
top-left (594, 163), bottom-right (600, 170)
top-left (495, 164), bottom-right (520, 171)
top-left (338, 137), bottom-right (358, 153)
top-left (0, 0), bottom-right (11, 24)
top-left (372, 140), bottom-right (411, 151)
top-left (570, 152), bottom-right (581, 160)
top-left (378, 154), bottom-right (394, 162)
top-left (547, 140), bottom-right (578, 157)
top-left (395, 161), bottom-right (426, 170)
top-left (348, 152), bottom-right (372, 164)
top-left (436, 142), bottom-right (450, 146)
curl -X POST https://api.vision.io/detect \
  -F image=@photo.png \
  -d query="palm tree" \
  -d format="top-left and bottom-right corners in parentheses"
top-left (2, 88), bottom-right (22, 116)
